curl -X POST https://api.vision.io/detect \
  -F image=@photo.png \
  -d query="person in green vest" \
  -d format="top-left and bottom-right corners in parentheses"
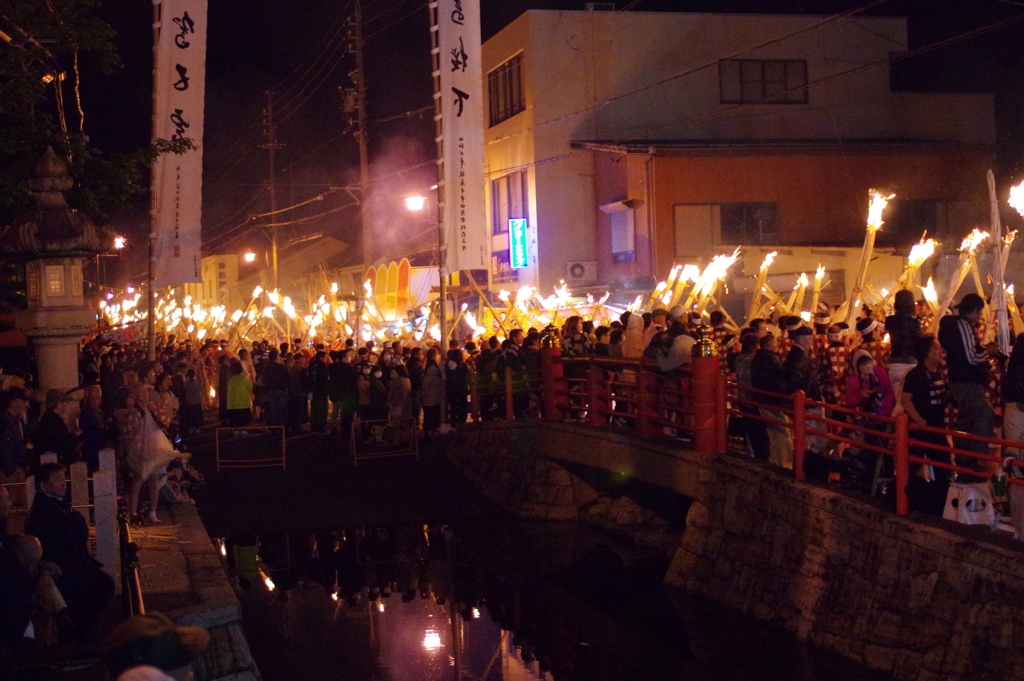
top-left (226, 361), bottom-right (253, 429)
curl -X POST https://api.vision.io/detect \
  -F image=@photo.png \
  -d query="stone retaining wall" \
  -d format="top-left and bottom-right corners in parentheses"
top-left (444, 421), bottom-right (676, 545)
top-left (167, 504), bottom-right (261, 681)
top-left (446, 421), bottom-right (1024, 681)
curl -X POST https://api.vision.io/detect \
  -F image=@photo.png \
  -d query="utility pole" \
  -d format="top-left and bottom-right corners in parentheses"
top-left (351, 0), bottom-right (371, 266)
top-left (261, 91), bottom-right (284, 289)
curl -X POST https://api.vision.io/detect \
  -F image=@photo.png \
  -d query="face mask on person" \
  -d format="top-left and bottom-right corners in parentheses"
top-left (373, 371), bottom-right (382, 379)
top-left (447, 360), bottom-right (457, 370)
top-left (362, 367), bottom-right (371, 375)
top-left (382, 352), bottom-right (392, 362)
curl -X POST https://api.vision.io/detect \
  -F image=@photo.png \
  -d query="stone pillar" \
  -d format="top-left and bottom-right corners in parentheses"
top-left (18, 256), bottom-right (95, 392)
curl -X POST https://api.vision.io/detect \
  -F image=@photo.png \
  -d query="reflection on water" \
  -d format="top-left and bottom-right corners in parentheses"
top-left (225, 523), bottom-right (564, 681)
top-left (222, 519), bottom-right (879, 681)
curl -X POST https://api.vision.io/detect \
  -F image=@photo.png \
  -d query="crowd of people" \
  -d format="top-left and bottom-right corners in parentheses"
top-left (4, 285), bottom-right (1024, 662)
top-left (727, 289), bottom-right (1024, 527)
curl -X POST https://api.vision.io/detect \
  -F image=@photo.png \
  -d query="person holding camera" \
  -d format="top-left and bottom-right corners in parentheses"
top-left (844, 354), bottom-right (895, 419)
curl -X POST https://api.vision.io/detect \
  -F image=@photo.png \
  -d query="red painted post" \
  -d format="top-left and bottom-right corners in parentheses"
top-left (636, 366), bottom-right (659, 438)
top-left (504, 366), bottom-right (515, 420)
top-left (716, 374), bottom-right (728, 455)
top-left (792, 390), bottom-right (806, 481)
top-left (895, 411), bottom-right (909, 516)
top-left (691, 354), bottom-right (719, 454)
top-left (541, 346), bottom-right (564, 421)
top-left (586, 362), bottom-right (607, 426)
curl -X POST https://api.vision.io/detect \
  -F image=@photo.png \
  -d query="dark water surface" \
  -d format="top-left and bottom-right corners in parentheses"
top-left (191, 435), bottom-right (882, 681)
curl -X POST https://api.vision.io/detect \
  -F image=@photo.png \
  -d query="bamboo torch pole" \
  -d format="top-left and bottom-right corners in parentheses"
top-left (847, 190), bottom-right (893, 328)
top-left (987, 168), bottom-right (1010, 353)
top-left (929, 229), bottom-right (989, 335)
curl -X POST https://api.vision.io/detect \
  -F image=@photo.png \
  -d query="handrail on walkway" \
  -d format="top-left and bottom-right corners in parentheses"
top-left (117, 509), bottom-right (145, 618)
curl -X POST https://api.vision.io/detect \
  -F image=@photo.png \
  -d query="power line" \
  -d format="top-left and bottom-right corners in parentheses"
top-left (204, 3), bottom-right (355, 181)
top-left (484, 0), bottom-right (893, 149)
top-left (606, 9), bottom-right (1024, 144)
top-left (481, 5), bottom-right (1024, 178)
top-left (365, 2), bottom-right (428, 39)
top-left (362, 0), bottom-right (422, 27)
top-left (202, 159), bottom-right (437, 249)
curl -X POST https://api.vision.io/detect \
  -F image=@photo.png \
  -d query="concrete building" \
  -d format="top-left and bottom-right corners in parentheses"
top-left (481, 9), bottom-right (995, 302)
top-left (185, 255), bottom-right (244, 312)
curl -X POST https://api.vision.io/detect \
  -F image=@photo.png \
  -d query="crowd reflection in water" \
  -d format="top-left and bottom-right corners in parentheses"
top-left (221, 523), bottom-right (651, 681)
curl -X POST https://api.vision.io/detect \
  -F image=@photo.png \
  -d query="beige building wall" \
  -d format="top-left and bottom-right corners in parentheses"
top-left (482, 9), bottom-right (996, 291)
top-left (184, 255), bottom-right (242, 312)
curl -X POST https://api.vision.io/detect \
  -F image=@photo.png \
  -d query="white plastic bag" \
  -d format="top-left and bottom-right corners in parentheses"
top-left (128, 410), bottom-right (180, 480)
top-left (942, 482), bottom-right (996, 527)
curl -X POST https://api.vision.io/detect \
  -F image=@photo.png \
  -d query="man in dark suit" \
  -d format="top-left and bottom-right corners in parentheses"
top-left (30, 390), bottom-right (79, 466)
top-left (25, 463), bottom-right (114, 634)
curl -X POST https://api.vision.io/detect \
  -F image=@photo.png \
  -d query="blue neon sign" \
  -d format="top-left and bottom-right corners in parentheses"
top-left (509, 218), bottom-right (529, 269)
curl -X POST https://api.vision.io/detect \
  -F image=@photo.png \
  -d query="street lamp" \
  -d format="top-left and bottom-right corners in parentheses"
top-left (404, 195), bottom-right (426, 212)
top-left (244, 252), bottom-right (256, 263)
top-left (113, 235), bottom-right (127, 250)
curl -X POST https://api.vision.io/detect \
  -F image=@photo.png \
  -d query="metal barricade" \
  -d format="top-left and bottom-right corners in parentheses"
top-left (350, 416), bottom-right (419, 465)
top-left (214, 426), bottom-right (287, 472)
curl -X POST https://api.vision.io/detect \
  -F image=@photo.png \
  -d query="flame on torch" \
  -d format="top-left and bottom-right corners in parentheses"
top-left (867, 190), bottom-right (894, 231)
top-left (908, 239), bottom-right (938, 268)
top-left (760, 251), bottom-right (777, 272)
top-left (922, 277), bottom-right (938, 306)
top-left (1009, 180), bottom-right (1024, 218)
top-left (960, 228), bottom-right (989, 252)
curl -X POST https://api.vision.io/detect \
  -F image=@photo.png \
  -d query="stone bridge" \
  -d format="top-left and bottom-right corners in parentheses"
top-left (444, 420), bottom-right (1024, 681)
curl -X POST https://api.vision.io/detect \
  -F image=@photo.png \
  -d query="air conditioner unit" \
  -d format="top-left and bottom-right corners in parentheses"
top-left (566, 261), bottom-right (598, 285)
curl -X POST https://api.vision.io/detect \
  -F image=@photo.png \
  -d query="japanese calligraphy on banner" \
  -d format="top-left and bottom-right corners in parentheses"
top-left (437, 0), bottom-right (488, 271)
top-left (151, 0), bottom-right (207, 287)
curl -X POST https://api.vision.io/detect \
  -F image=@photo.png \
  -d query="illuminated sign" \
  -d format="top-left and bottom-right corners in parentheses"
top-left (509, 218), bottom-right (528, 269)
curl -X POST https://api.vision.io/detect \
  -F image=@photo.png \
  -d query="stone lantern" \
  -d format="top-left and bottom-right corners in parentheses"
top-left (0, 147), bottom-right (114, 392)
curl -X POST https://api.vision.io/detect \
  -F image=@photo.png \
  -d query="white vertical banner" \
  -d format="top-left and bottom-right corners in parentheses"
top-left (152, 0), bottom-right (206, 287)
top-left (438, 0), bottom-right (488, 271)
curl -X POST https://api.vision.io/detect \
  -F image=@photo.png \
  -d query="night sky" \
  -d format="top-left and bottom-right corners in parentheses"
top-left (77, 0), bottom-right (1024, 278)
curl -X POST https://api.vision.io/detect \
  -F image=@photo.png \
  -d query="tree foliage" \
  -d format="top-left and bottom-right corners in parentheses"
top-left (0, 0), bottom-right (191, 226)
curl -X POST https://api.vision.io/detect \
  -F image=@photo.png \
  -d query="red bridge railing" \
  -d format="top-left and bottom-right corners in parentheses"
top-left (468, 348), bottom-right (1023, 517)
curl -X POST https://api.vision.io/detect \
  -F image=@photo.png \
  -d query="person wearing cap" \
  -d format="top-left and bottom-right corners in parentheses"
top-left (30, 389), bottom-right (79, 466)
top-left (785, 326), bottom-right (829, 466)
top-left (752, 334), bottom-right (793, 467)
top-left (938, 292), bottom-right (999, 471)
top-left (104, 612), bottom-right (210, 681)
top-left (886, 289), bottom-right (922, 411)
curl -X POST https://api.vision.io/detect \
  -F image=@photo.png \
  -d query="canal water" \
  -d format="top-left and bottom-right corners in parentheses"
top-left (216, 516), bottom-right (883, 681)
